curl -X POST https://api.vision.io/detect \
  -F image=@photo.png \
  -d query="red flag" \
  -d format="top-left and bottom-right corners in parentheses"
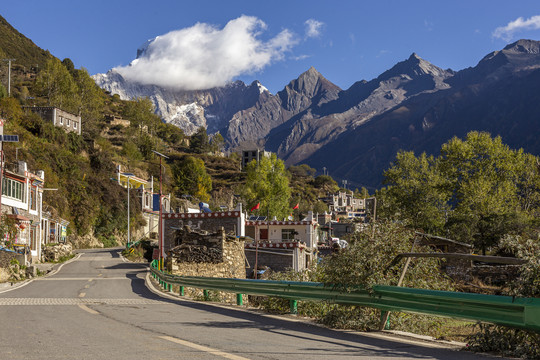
top-left (292, 203), bottom-right (299, 210)
top-left (250, 203), bottom-right (260, 212)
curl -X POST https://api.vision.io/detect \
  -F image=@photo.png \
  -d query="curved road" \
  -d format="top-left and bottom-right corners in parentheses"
top-left (0, 248), bottom-right (500, 359)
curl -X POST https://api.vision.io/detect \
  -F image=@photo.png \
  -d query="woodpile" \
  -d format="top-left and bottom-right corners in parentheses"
top-left (168, 225), bottom-right (225, 263)
top-left (169, 244), bottom-right (222, 263)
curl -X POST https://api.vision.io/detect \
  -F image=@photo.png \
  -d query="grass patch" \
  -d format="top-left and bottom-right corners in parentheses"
top-left (50, 254), bottom-right (75, 264)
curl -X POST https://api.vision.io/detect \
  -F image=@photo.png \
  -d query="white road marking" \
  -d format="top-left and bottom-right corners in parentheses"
top-left (159, 336), bottom-right (251, 360)
top-left (0, 298), bottom-right (163, 305)
top-left (77, 304), bottom-right (99, 315)
top-left (37, 277), bottom-right (127, 281)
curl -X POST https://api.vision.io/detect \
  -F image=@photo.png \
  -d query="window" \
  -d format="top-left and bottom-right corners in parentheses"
top-left (67, 119), bottom-right (70, 126)
top-left (74, 121), bottom-right (77, 129)
top-left (2, 177), bottom-right (25, 201)
top-left (59, 117), bottom-right (64, 125)
top-left (282, 229), bottom-right (296, 241)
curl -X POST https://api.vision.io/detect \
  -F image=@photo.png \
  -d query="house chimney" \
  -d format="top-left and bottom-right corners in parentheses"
top-left (18, 161), bottom-right (27, 175)
top-left (37, 170), bottom-right (45, 180)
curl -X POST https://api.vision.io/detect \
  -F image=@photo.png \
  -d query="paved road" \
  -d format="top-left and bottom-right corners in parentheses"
top-left (0, 248), bottom-right (500, 359)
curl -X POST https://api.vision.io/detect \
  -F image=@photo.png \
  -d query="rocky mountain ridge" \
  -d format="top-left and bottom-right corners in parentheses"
top-left (94, 39), bottom-right (540, 188)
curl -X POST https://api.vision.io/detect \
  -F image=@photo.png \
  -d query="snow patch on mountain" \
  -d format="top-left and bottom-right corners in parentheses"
top-left (167, 102), bottom-right (206, 134)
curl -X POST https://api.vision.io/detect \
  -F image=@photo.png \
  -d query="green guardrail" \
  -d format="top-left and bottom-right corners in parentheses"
top-left (148, 260), bottom-right (540, 332)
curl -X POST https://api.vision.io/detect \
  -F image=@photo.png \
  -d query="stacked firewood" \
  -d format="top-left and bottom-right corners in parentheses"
top-left (168, 225), bottom-right (224, 263)
top-left (169, 243), bottom-right (222, 263)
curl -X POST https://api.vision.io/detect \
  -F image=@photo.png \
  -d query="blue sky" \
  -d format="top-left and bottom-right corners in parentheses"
top-left (2, 1), bottom-right (540, 93)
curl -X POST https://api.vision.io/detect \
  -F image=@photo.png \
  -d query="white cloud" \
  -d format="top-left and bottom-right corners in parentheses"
top-left (292, 54), bottom-right (311, 61)
top-left (305, 19), bottom-right (324, 38)
top-left (115, 16), bottom-right (298, 90)
top-left (493, 15), bottom-right (540, 41)
top-left (376, 50), bottom-right (391, 58)
top-left (424, 19), bottom-right (434, 32)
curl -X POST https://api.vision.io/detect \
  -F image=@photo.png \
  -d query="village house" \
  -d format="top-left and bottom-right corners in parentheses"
top-left (116, 167), bottom-right (171, 241)
top-left (104, 114), bottom-right (130, 128)
top-left (321, 191), bottom-right (366, 219)
top-left (244, 212), bottom-right (319, 273)
top-left (23, 106), bottom-right (82, 135)
top-left (41, 207), bottom-right (69, 245)
top-left (241, 149), bottom-right (271, 169)
top-left (0, 160), bottom-right (45, 262)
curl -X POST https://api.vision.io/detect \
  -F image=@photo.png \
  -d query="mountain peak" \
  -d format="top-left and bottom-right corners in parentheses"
top-left (301, 66), bottom-right (322, 78)
top-left (284, 66), bottom-right (339, 97)
top-left (379, 53), bottom-right (450, 81)
top-left (503, 39), bottom-right (540, 54)
top-left (408, 52), bottom-right (422, 61)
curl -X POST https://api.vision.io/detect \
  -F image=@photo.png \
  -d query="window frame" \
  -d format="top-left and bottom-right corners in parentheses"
top-left (2, 177), bottom-right (26, 202)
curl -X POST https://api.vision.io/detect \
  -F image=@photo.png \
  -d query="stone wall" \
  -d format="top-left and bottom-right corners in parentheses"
top-left (245, 248), bottom-right (294, 275)
top-left (167, 227), bottom-right (246, 304)
top-left (0, 250), bottom-right (17, 269)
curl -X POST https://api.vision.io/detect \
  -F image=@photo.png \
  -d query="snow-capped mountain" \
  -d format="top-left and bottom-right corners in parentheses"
top-left (93, 69), bottom-right (269, 136)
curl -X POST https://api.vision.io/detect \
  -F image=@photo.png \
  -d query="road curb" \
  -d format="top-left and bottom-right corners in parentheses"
top-left (0, 253), bottom-right (83, 294)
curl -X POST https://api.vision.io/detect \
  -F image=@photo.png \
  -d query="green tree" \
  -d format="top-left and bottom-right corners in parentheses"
top-left (0, 97), bottom-right (23, 122)
top-left (137, 133), bottom-right (155, 160)
top-left (73, 68), bottom-right (104, 123)
top-left (382, 151), bottom-right (449, 233)
top-left (242, 154), bottom-right (291, 219)
top-left (313, 175), bottom-right (339, 193)
top-left (0, 84), bottom-right (7, 99)
top-left (123, 97), bottom-right (161, 133)
top-left (190, 126), bottom-right (210, 154)
top-left (61, 58), bottom-right (75, 73)
top-left (288, 164), bottom-right (317, 179)
top-left (172, 156), bottom-right (212, 202)
top-left (210, 132), bottom-right (224, 153)
top-left (381, 131), bottom-right (538, 251)
top-left (35, 58), bottom-right (79, 112)
top-left (0, 214), bottom-right (18, 248)
top-left (157, 122), bottom-right (185, 148)
top-left (439, 132), bottom-right (530, 250)
top-left (320, 220), bottom-right (452, 290)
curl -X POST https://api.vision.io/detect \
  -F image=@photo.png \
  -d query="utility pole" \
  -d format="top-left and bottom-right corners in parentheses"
top-left (152, 150), bottom-right (169, 271)
top-left (2, 59), bottom-right (16, 96)
top-left (122, 173), bottom-right (135, 249)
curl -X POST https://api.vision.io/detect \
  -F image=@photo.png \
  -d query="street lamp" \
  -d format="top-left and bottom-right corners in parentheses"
top-left (152, 150), bottom-right (169, 270)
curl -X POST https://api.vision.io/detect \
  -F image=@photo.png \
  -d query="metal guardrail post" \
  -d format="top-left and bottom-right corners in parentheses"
top-left (290, 299), bottom-right (298, 315)
top-left (380, 311), bottom-right (390, 330)
top-left (236, 294), bottom-right (243, 306)
top-left (180, 286), bottom-right (184, 296)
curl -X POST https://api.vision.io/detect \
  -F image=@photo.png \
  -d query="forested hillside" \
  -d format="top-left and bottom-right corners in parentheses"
top-left (0, 14), bottom-right (337, 245)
